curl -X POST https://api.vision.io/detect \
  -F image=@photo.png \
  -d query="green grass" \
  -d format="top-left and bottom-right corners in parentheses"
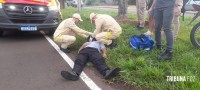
top-left (61, 7), bottom-right (200, 90)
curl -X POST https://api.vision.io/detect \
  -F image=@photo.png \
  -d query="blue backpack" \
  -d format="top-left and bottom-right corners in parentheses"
top-left (130, 34), bottom-right (154, 51)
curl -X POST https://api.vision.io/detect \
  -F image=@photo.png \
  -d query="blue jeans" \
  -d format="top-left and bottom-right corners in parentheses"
top-left (154, 7), bottom-right (174, 51)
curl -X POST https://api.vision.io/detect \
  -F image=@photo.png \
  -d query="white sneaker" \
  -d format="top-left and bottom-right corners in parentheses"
top-left (144, 30), bottom-right (153, 35)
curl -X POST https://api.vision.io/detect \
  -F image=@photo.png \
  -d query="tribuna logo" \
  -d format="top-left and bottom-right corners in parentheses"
top-left (166, 76), bottom-right (195, 82)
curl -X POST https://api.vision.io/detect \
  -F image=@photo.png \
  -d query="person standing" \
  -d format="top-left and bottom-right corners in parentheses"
top-left (173, 0), bottom-right (183, 40)
top-left (149, 0), bottom-right (175, 60)
top-left (136, 0), bottom-right (146, 30)
top-left (53, 13), bottom-right (92, 53)
top-left (144, 0), bottom-right (154, 35)
top-left (145, 0), bottom-right (183, 41)
top-left (89, 13), bottom-right (122, 48)
top-left (61, 41), bottom-right (120, 81)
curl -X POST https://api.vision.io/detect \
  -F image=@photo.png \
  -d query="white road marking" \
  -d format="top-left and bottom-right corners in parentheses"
top-left (41, 31), bottom-right (101, 90)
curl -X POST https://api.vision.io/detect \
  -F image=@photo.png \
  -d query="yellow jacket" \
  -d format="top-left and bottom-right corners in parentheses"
top-left (93, 14), bottom-right (122, 37)
top-left (54, 18), bottom-right (89, 38)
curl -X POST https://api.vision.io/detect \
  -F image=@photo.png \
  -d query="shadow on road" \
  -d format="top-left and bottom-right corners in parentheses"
top-left (1, 31), bottom-right (45, 41)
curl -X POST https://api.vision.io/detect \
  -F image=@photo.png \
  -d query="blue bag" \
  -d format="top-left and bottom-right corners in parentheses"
top-left (130, 34), bottom-right (154, 51)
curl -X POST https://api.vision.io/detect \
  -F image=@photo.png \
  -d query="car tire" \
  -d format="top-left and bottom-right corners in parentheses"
top-left (45, 29), bottom-right (55, 36)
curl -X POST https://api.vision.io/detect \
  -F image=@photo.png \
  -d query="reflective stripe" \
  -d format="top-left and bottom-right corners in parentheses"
top-left (54, 36), bottom-right (59, 41)
top-left (107, 30), bottom-right (122, 39)
top-left (60, 35), bottom-right (64, 42)
top-left (103, 39), bottom-right (107, 44)
top-left (54, 35), bottom-right (64, 42)
top-left (107, 32), bottom-right (111, 39)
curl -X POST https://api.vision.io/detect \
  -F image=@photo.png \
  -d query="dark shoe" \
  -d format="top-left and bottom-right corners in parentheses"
top-left (60, 47), bottom-right (71, 53)
top-left (156, 45), bottom-right (162, 51)
top-left (61, 70), bottom-right (79, 81)
top-left (159, 50), bottom-right (173, 60)
top-left (135, 25), bottom-right (144, 30)
top-left (104, 67), bottom-right (120, 80)
top-left (105, 41), bottom-right (117, 49)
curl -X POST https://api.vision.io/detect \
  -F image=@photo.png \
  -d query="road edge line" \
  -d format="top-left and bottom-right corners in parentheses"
top-left (41, 31), bottom-right (101, 90)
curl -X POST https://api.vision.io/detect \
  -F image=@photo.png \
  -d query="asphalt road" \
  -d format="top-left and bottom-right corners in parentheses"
top-left (0, 31), bottom-right (117, 90)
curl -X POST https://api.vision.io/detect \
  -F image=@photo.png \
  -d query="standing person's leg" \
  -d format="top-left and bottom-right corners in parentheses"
top-left (145, 14), bottom-right (155, 35)
top-left (159, 7), bottom-right (174, 60)
top-left (149, 16), bottom-right (155, 33)
top-left (154, 8), bottom-right (163, 49)
top-left (138, 0), bottom-right (146, 28)
top-left (173, 15), bottom-right (180, 41)
top-left (163, 7), bottom-right (174, 52)
top-left (136, 0), bottom-right (146, 29)
top-left (136, 0), bottom-right (140, 24)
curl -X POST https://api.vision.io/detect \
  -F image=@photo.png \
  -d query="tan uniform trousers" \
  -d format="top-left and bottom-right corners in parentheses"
top-left (54, 35), bottom-right (76, 49)
top-left (95, 30), bottom-right (122, 45)
top-left (136, 0), bottom-right (146, 27)
top-left (173, 15), bottom-right (180, 40)
top-left (173, 4), bottom-right (182, 40)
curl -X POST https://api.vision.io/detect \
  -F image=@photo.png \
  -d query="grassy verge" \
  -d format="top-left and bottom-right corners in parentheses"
top-left (61, 7), bottom-right (200, 90)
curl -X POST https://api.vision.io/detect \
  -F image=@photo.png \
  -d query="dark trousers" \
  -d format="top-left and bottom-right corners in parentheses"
top-left (154, 7), bottom-right (174, 51)
top-left (72, 47), bottom-right (109, 76)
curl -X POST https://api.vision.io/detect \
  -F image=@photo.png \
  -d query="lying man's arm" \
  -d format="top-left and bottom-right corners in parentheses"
top-left (101, 48), bottom-right (107, 59)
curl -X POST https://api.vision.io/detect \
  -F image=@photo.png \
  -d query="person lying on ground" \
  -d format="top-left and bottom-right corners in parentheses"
top-left (61, 40), bottom-right (120, 81)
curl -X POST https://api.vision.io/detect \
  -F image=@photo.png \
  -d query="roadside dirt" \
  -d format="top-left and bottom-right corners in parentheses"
top-left (117, 18), bottom-right (149, 26)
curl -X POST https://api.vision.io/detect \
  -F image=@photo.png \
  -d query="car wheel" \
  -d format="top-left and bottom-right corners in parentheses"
top-left (43, 29), bottom-right (55, 36)
top-left (47, 29), bottom-right (55, 36)
top-left (49, 30), bottom-right (55, 36)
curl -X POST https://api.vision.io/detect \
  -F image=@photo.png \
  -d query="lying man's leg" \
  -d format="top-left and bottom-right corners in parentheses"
top-left (61, 50), bottom-right (88, 81)
top-left (89, 51), bottom-right (120, 80)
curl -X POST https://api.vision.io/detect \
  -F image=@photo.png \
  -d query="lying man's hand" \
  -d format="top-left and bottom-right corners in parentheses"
top-left (102, 53), bottom-right (107, 59)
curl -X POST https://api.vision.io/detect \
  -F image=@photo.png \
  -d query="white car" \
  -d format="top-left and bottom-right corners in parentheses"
top-left (66, 0), bottom-right (83, 7)
top-left (185, 0), bottom-right (200, 11)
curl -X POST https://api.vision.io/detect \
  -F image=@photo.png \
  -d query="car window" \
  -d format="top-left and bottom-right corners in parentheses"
top-left (187, 0), bottom-right (200, 4)
top-left (193, 0), bottom-right (200, 4)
